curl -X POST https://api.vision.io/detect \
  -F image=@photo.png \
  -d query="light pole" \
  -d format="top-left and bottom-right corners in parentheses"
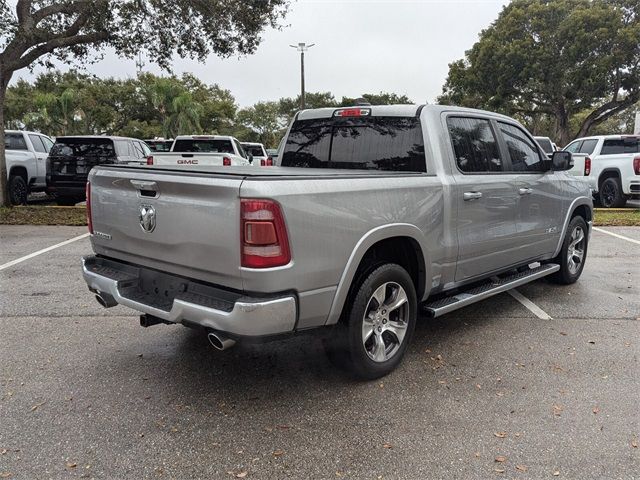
top-left (290, 42), bottom-right (314, 110)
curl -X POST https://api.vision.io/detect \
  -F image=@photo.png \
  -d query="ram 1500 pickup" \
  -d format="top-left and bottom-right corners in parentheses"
top-left (82, 105), bottom-right (592, 379)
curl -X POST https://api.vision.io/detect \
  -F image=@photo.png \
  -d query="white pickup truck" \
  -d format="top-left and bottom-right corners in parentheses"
top-left (148, 135), bottom-right (252, 167)
top-left (563, 135), bottom-right (640, 207)
top-left (5, 130), bottom-right (55, 204)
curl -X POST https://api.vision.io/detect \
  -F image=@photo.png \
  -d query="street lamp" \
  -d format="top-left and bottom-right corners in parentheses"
top-left (290, 42), bottom-right (315, 110)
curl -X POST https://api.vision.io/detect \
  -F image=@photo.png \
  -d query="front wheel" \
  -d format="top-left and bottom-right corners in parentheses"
top-left (549, 216), bottom-right (589, 285)
top-left (326, 263), bottom-right (417, 379)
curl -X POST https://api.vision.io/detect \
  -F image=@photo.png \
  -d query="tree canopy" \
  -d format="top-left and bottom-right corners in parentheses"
top-left (0, 0), bottom-right (289, 205)
top-left (439, 0), bottom-right (640, 145)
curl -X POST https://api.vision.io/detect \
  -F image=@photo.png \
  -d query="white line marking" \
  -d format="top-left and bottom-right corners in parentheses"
top-left (508, 289), bottom-right (552, 320)
top-left (0, 233), bottom-right (90, 271)
top-left (592, 227), bottom-right (640, 246)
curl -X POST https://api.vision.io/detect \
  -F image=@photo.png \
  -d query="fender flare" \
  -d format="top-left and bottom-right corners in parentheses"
top-left (552, 196), bottom-right (593, 258)
top-left (324, 223), bottom-right (431, 326)
top-left (597, 168), bottom-right (622, 189)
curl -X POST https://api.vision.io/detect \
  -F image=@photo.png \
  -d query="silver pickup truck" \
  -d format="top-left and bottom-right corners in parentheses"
top-left (82, 105), bottom-right (592, 379)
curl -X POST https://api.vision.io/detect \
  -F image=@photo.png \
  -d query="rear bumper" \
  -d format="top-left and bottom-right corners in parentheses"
top-left (82, 255), bottom-right (297, 337)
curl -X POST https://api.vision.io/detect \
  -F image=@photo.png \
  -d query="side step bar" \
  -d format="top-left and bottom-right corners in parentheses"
top-left (423, 263), bottom-right (560, 317)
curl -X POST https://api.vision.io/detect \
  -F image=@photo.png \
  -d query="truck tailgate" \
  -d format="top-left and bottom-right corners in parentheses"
top-left (89, 167), bottom-right (244, 290)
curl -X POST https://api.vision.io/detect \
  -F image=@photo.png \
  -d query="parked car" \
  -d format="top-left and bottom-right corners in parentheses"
top-left (563, 135), bottom-right (640, 207)
top-left (46, 136), bottom-right (152, 205)
top-left (241, 142), bottom-right (270, 165)
top-left (148, 135), bottom-right (251, 166)
top-left (145, 139), bottom-right (174, 152)
top-left (82, 104), bottom-right (592, 379)
top-left (4, 130), bottom-right (54, 205)
top-left (534, 136), bottom-right (556, 158)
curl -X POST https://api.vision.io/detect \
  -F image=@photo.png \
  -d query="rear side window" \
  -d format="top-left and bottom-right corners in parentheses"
top-left (564, 141), bottom-right (582, 154)
top-left (282, 116), bottom-right (426, 172)
top-left (114, 140), bottom-right (132, 157)
top-left (535, 137), bottom-right (553, 154)
top-left (600, 138), bottom-right (640, 155)
top-left (50, 138), bottom-right (115, 157)
top-left (499, 122), bottom-right (544, 172)
top-left (5, 133), bottom-right (27, 150)
top-left (447, 117), bottom-right (502, 173)
top-left (173, 139), bottom-right (234, 153)
top-left (578, 139), bottom-right (598, 155)
top-left (29, 134), bottom-right (47, 153)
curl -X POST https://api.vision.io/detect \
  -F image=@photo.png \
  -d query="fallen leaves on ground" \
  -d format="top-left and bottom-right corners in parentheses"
top-left (272, 449), bottom-right (285, 457)
top-left (383, 443), bottom-right (393, 449)
top-left (65, 462), bottom-right (77, 468)
top-left (516, 465), bottom-right (528, 472)
top-left (592, 406), bottom-right (600, 414)
top-left (631, 440), bottom-right (638, 448)
top-left (552, 471), bottom-right (560, 476)
top-left (495, 456), bottom-right (507, 463)
top-left (227, 470), bottom-right (248, 478)
top-left (0, 473), bottom-right (11, 479)
top-left (494, 468), bottom-right (505, 474)
top-left (30, 401), bottom-right (46, 412)
top-left (553, 404), bottom-right (564, 416)
top-left (494, 432), bottom-right (507, 438)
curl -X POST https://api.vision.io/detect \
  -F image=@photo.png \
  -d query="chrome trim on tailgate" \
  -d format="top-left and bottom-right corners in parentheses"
top-left (82, 256), bottom-right (297, 336)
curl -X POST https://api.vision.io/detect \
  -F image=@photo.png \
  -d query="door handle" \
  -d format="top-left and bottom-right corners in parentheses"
top-left (518, 187), bottom-right (533, 195)
top-left (463, 191), bottom-right (483, 201)
top-left (130, 180), bottom-right (158, 190)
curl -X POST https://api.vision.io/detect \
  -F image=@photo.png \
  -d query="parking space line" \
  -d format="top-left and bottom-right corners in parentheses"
top-left (592, 227), bottom-right (640, 246)
top-left (508, 289), bottom-right (552, 320)
top-left (0, 233), bottom-right (90, 271)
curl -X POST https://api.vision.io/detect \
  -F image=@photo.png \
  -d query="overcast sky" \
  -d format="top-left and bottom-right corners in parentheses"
top-left (14, 0), bottom-right (509, 107)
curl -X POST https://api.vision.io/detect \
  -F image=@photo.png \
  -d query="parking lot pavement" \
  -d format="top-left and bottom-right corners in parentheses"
top-left (0, 226), bottom-right (638, 479)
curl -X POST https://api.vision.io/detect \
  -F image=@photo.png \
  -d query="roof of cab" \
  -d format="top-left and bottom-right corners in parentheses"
top-left (295, 104), bottom-right (516, 122)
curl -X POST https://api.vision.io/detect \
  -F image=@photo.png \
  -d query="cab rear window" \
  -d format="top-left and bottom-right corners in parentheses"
top-left (600, 138), bottom-right (640, 155)
top-left (281, 116), bottom-right (426, 172)
top-left (173, 139), bottom-right (234, 153)
top-left (50, 138), bottom-right (115, 157)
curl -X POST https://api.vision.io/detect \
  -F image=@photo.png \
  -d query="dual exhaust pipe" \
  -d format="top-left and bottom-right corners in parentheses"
top-left (94, 292), bottom-right (235, 351)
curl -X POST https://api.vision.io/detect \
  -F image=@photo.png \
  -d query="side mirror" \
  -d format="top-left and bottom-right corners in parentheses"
top-left (551, 151), bottom-right (573, 171)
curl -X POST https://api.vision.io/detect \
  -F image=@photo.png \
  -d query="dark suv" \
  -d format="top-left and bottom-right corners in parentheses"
top-left (47, 136), bottom-right (151, 205)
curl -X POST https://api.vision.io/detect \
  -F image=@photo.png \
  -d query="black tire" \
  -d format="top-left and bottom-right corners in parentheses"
top-left (325, 263), bottom-right (417, 380)
top-left (8, 174), bottom-right (28, 205)
top-left (549, 216), bottom-right (589, 285)
top-left (599, 177), bottom-right (626, 208)
top-left (56, 196), bottom-right (80, 206)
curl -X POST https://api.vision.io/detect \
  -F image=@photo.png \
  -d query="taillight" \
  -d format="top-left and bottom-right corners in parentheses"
top-left (86, 182), bottom-right (93, 234)
top-left (223, 157), bottom-right (231, 166)
top-left (241, 199), bottom-right (291, 268)
top-left (584, 157), bottom-right (591, 176)
top-left (260, 159), bottom-right (266, 166)
top-left (266, 157), bottom-right (274, 166)
top-left (146, 155), bottom-right (154, 165)
top-left (634, 156), bottom-right (640, 175)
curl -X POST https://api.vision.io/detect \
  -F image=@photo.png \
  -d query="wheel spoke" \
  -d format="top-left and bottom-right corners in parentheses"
top-left (385, 287), bottom-right (408, 313)
top-left (372, 284), bottom-right (387, 309)
top-left (386, 321), bottom-right (407, 345)
top-left (362, 318), bottom-right (375, 343)
top-left (371, 333), bottom-right (387, 362)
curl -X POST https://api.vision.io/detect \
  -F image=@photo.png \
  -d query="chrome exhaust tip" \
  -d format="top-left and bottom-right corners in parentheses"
top-left (207, 331), bottom-right (236, 351)
top-left (95, 292), bottom-right (117, 308)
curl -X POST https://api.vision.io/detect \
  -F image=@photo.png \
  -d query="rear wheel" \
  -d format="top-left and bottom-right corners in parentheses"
top-left (599, 177), bottom-right (627, 208)
top-left (8, 174), bottom-right (28, 205)
top-left (325, 263), bottom-right (417, 379)
top-left (549, 216), bottom-right (588, 285)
